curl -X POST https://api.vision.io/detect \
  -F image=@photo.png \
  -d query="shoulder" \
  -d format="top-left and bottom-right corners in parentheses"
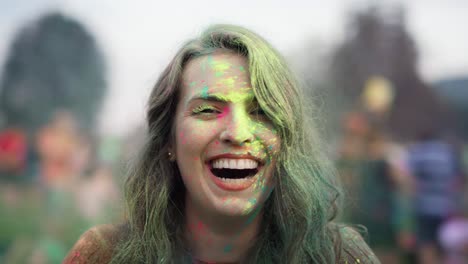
top-left (335, 226), bottom-right (381, 264)
top-left (63, 224), bottom-right (127, 264)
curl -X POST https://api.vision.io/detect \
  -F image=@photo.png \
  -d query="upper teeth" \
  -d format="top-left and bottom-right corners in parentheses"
top-left (211, 159), bottom-right (258, 169)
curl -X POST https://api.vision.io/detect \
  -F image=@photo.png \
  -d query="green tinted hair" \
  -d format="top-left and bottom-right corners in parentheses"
top-left (111, 24), bottom-right (342, 263)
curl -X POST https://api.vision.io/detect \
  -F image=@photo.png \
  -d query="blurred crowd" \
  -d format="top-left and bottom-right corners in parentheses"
top-left (0, 111), bottom-right (135, 263)
top-left (336, 111), bottom-right (468, 264)
top-left (1, 5), bottom-right (467, 264)
top-left (1, 105), bottom-right (467, 264)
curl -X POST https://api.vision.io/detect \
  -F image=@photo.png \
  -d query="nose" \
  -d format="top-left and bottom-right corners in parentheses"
top-left (219, 107), bottom-right (254, 146)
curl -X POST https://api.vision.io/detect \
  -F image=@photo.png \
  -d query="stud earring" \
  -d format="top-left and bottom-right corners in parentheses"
top-left (168, 151), bottom-right (175, 161)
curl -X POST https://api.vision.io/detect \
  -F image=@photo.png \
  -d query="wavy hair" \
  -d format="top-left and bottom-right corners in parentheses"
top-left (111, 24), bottom-right (342, 263)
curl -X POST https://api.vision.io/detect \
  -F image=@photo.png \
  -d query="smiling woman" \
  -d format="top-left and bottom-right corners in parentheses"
top-left (63, 25), bottom-right (380, 263)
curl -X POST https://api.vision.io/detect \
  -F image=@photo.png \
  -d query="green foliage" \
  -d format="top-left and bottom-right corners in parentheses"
top-left (0, 12), bottom-right (106, 133)
top-left (328, 5), bottom-right (451, 140)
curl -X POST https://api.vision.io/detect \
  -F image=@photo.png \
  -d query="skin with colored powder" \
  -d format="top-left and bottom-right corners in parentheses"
top-left (176, 53), bottom-right (279, 260)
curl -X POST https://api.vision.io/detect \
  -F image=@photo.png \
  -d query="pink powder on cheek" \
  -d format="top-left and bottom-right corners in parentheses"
top-left (179, 131), bottom-right (186, 144)
top-left (216, 106), bottom-right (230, 119)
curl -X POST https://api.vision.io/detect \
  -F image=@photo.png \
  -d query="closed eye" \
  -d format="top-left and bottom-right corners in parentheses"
top-left (192, 105), bottom-right (221, 115)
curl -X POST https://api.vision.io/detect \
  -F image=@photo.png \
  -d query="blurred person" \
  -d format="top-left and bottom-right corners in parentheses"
top-left (338, 117), bottom-right (398, 264)
top-left (64, 25), bottom-right (380, 263)
top-left (76, 136), bottom-right (121, 223)
top-left (386, 143), bottom-right (417, 264)
top-left (19, 111), bottom-right (92, 263)
top-left (35, 111), bottom-right (82, 188)
top-left (408, 130), bottom-right (465, 264)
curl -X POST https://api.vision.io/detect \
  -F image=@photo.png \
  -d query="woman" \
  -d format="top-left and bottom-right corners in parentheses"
top-left (64, 25), bottom-right (379, 263)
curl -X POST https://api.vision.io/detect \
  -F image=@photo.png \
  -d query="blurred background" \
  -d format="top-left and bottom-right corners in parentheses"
top-left (0, 0), bottom-right (467, 263)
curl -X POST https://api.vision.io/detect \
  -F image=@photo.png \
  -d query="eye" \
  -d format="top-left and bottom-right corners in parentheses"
top-left (192, 105), bottom-right (221, 115)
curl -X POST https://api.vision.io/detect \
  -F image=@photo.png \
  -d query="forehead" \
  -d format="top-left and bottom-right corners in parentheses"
top-left (183, 52), bottom-right (248, 80)
top-left (181, 52), bottom-right (252, 99)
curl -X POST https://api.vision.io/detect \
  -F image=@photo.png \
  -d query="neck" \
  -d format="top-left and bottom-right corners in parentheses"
top-left (184, 198), bottom-right (262, 263)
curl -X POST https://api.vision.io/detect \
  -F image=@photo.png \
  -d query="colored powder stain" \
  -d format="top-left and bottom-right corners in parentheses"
top-left (180, 131), bottom-right (186, 144)
top-left (194, 157), bottom-right (199, 161)
top-left (209, 60), bottom-right (231, 77)
top-left (223, 198), bottom-right (232, 205)
top-left (216, 106), bottom-right (230, 119)
top-left (242, 199), bottom-right (255, 213)
top-left (189, 81), bottom-right (197, 87)
top-left (209, 88), bottom-right (254, 104)
top-left (239, 66), bottom-right (245, 72)
top-left (200, 85), bottom-right (209, 99)
top-left (245, 206), bottom-right (262, 225)
top-left (202, 56), bottom-right (212, 72)
top-left (223, 244), bottom-right (233, 253)
top-left (217, 77), bottom-right (236, 89)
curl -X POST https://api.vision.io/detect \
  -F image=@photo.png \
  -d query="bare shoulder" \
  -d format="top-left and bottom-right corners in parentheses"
top-left (337, 226), bottom-right (381, 264)
top-left (63, 224), bottom-right (126, 264)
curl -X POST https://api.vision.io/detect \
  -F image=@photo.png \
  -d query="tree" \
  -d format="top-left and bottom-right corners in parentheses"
top-left (328, 6), bottom-right (453, 140)
top-left (0, 12), bottom-right (107, 135)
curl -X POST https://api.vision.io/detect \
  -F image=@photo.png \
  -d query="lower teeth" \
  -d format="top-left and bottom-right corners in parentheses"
top-left (219, 177), bottom-right (251, 182)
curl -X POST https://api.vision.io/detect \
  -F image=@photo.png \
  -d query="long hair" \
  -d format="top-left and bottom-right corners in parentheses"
top-left (111, 24), bottom-right (342, 263)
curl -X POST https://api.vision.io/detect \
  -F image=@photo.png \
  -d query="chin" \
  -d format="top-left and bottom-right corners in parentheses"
top-left (209, 188), bottom-right (272, 218)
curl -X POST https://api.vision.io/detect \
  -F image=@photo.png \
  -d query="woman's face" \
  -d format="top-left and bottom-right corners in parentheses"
top-left (174, 52), bottom-right (280, 216)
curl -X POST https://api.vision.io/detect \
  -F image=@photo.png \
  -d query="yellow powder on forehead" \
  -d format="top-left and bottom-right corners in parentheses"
top-left (211, 61), bottom-right (231, 77)
top-left (210, 87), bottom-right (254, 103)
top-left (216, 77), bottom-right (236, 89)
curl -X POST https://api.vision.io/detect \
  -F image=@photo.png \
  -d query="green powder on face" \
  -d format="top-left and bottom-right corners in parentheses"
top-left (209, 59), bottom-right (231, 77)
top-left (200, 85), bottom-right (209, 99)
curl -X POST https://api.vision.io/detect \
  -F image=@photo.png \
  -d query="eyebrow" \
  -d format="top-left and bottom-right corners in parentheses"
top-left (186, 93), bottom-right (256, 106)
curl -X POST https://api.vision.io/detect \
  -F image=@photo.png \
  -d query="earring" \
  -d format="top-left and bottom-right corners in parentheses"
top-left (168, 151), bottom-right (175, 161)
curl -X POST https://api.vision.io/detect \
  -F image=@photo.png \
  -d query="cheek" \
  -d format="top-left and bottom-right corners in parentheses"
top-left (251, 124), bottom-right (281, 157)
top-left (176, 120), bottom-right (223, 156)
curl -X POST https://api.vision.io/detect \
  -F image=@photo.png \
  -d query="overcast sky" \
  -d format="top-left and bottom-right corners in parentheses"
top-left (1, 0), bottom-right (467, 136)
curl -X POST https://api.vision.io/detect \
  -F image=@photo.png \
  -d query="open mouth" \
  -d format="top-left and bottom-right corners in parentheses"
top-left (210, 168), bottom-right (258, 179)
top-left (207, 158), bottom-right (262, 191)
top-left (209, 158), bottom-right (260, 179)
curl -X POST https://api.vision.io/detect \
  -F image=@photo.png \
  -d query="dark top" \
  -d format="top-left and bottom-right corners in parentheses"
top-left (63, 224), bottom-right (380, 263)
